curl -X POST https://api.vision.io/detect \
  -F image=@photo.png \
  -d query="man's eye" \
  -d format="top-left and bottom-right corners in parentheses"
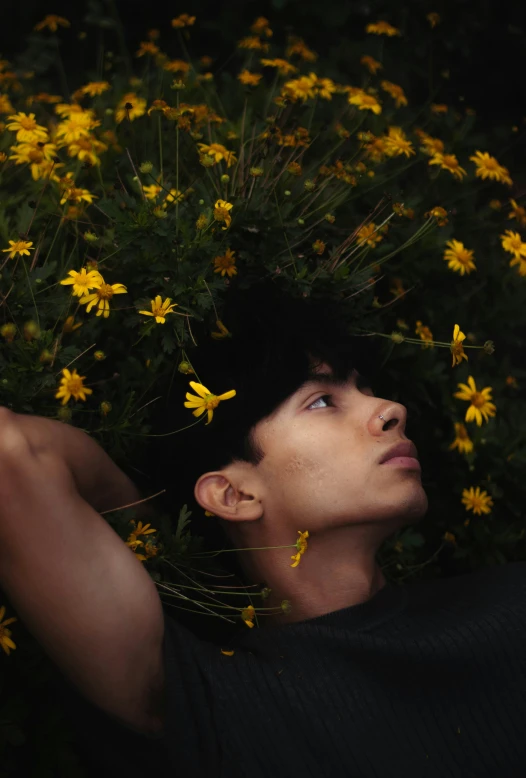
top-left (307, 394), bottom-right (333, 410)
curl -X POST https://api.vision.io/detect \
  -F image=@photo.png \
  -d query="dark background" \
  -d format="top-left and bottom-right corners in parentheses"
top-left (1, 0), bottom-right (525, 127)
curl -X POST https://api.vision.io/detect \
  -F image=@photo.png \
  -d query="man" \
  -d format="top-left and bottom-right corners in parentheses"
top-left (0, 280), bottom-right (525, 777)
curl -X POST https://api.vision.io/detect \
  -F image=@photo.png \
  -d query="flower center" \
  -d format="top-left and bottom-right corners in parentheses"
top-left (471, 391), bottom-right (486, 408)
top-left (67, 376), bottom-right (83, 393)
top-left (20, 117), bottom-right (37, 130)
top-left (98, 283), bottom-right (114, 300)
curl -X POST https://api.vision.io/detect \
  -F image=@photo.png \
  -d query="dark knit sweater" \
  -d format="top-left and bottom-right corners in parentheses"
top-left (157, 562), bottom-right (526, 778)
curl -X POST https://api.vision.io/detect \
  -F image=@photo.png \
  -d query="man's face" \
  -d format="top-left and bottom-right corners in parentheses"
top-left (250, 361), bottom-right (428, 541)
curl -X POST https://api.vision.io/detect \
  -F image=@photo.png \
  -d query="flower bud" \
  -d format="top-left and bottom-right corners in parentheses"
top-left (391, 331), bottom-right (405, 344)
top-left (83, 231), bottom-right (98, 243)
top-left (94, 350), bottom-right (106, 361)
top-left (249, 167), bottom-right (263, 177)
top-left (140, 161), bottom-right (153, 174)
top-left (220, 174), bottom-right (230, 183)
top-left (304, 179), bottom-right (315, 192)
top-left (281, 600), bottom-right (292, 614)
top-left (23, 320), bottom-right (41, 341)
top-left (284, 190), bottom-right (291, 196)
top-left (297, 218), bottom-right (305, 226)
top-left (324, 213), bottom-right (335, 223)
top-left (178, 360), bottom-right (195, 375)
top-left (100, 401), bottom-right (112, 416)
top-left (153, 206), bottom-right (167, 219)
top-left (483, 340), bottom-right (495, 355)
top-left (0, 323), bottom-right (16, 343)
top-left (39, 349), bottom-right (54, 365)
top-left (171, 79), bottom-right (186, 90)
top-left (57, 407), bottom-right (72, 423)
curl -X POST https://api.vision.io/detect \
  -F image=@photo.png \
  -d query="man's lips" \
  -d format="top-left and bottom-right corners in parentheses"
top-left (379, 440), bottom-right (419, 465)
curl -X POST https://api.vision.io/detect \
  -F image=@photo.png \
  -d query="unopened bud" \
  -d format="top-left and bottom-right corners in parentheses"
top-left (100, 401), bottom-right (112, 416)
top-left (83, 231), bottom-right (98, 243)
top-left (94, 350), bottom-right (106, 361)
top-left (23, 320), bottom-right (40, 341)
top-left (483, 340), bottom-right (495, 355)
top-left (140, 161), bottom-right (153, 174)
top-left (0, 323), bottom-right (16, 342)
top-left (57, 407), bottom-right (72, 423)
top-left (391, 331), bottom-right (405, 344)
top-left (39, 349), bottom-right (54, 364)
top-left (220, 174), bottom-right (230, 183)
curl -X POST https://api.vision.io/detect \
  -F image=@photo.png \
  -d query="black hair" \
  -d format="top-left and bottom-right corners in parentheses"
top-left (146, 276), bottom-right (381, 571)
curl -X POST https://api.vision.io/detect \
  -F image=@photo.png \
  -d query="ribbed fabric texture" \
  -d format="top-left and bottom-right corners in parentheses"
top-left (159, 562), bottom-right (526, 778)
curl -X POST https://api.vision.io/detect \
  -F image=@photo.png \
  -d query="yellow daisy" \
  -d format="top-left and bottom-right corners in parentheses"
top-left (380, 80), bottom-right (407, 107)
top-left (461, 486), bottom-right (493, 515)
top-left (184, 381), bottom-right (237, 425)
top-left (238, 70), bottom-right (263, 86)
top-left (197, 142), bottom-right (237, 167)
top-left (115, 93), bottom-right (147, 124)
top-left (213, 199), bottom-right (233, 230)
top-left (429, 152), bottom-right (467, 180)
top-left (360, 55), bottom-right (383, 74)
top-left (291, 530), bottom-right (309, 568)
top-left (443, 239), bottom-right (476, 275)
top-left (79, 281), bottom-right (128, 318)
top-left (356, 222), bottom-right (383, 248)
top-left (260, 58), bottom-right (298, 76)
top-left (6, 111), bottom-right (48, 143)
top-left (469, 151), bottom-right (513, 186)
top-left (213, 248), bottom-right (238, 277)
top-left (34, 15), bottom-right (70, 32)
top-left (348, 89), bottom-right (382, 115)
top-left (449, 422), bottom-right (474, 455)
top-left (383, 126), bottom-right (414, 158)
top-left (2, 239), bottom-right (35, 260)
top-left (241, 604), bottom-right (256, 628)
top-left (366, 21), bottom-right (401, 36)
top-left (55, 368), bottom-right (93, 405)
top-left (60, 267), bottom-right (103, 297)
top-left (507, 199), bottom-right (526, 227)
top-left (453, 376), bottom-right (496, 426)
top-left (139, 295), bottom-right (178, 324)
top-left (0, 605), bottom-right (17, 656)
top-left (500, 230), bottom-right (526, 260)
top-left (450, 324), bottom-right (468, 367)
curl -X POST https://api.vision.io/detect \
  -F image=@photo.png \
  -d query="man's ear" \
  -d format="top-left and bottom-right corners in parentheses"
top-left (194, 469), bottom-right (263, 524)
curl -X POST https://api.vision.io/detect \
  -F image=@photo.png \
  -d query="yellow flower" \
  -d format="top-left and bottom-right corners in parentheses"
top-left (348, 89), bottom-right (382, 114)
top-left (210, 320), bottom-right (232, 340)
top-left (425, 206), bottom-right (448, 226)
top-left (9, 139), bottom-right (59, 180)
top-left (426, 12), bottom-right (441, 27)
top-left (55, 368), bottom-right (93, 405)
top-left (461, 486), bottom-right (494, 515)
top-left (450, 324), bottom-right (468, 367)
top-left (489, 199), bottom-right (502, 210)
top-left (67, 136), bottom-right (108, 166)
top-left (237, 36), bottom-right (269, 52)
top-left (449, 422), bottom-right (474, 455)
top-left (356, 223), bottom-right (383, 247)
top-left (443, 239), bottom-right (476, 276)
top-left (60, 267), bottom-right (103, 297)
top-left (115, 93), bottom-right (147, 124)
top-left (238, 70), bottom-right (263, 86)
top-left (417, 132), bottom-right (444, 155)
top-left (251, 16), bottom-right (272, 37)
top-left (213, 248), bottom-right (238, 278)
top-left (384, 126), bottom-right (414, 158)
top-left (55, 112), bottom-right (100, 145)
top-left (380, 80), bottom-right (407, 107)
top-left (282, 73), bottom-right (318, 102)
top-left (6, 111), bottom-right (48, 142)
top-left (184, 381), bottom-right (236, 425)
top-left (454, 376), bottom-right (496, 426)
top-left (360, 55), bottom-right (383, 74)
top-left (34, 15), bottom-right (70, 32)
top-left (260, 58), bottom-right (298, 75)
top-left (0, 94), bottom-right (15, 113)
top-left (214, 199), bottom-right (233, 230)
top-left (469, 151), bottom-right (513, 186)
top-left (163, 59), bottom-right (191, 74)
top-left (139, 295), bottom-right (178, 324)
top-left (366, 21), bottom-right (401, 36)
top-left (312, 239), bottom-right (326, 255)
top-left (221, 649), bottom-right (235, 656)
top-left (198, 142), bottom-right (237, 167)
top-left (171, 14), bottom-right (196, 28)
top-left (415, 320), bottom-right (434, 348)
top-left (62, 315), bottom-right (83, 333)
top-left (0, 606), bottom-right (17, 656)
top-left (291, 530), bottom-right (309, 568)
top-left (241, 604), bottom-right (256, 628)
top-left (285, 37), bottom-right (318, 61)
top-left (2, 239), bottom-right (35, 260)
top-left (136, 41), bottom-right (160, 57)
top-left (429, 152), bottom-right (467, 180)
top-left (163, 188), bottom-right (185, 208)
top-left (430, 103), bottom-right (448, 114)
top-left (507, 199), bottom-right (526, 227)
top-left (500, 230), bottom-right (526, 260)
top-left (79, 81), bottom-right (111, 97)
top-left (79, 282), bottom-right (128, 318)
top-left (127, 521), bottom-right (157, 549)
top-left (59, 180), bottom-right (97, 206)
top-left (143, 183), bottom-right (163, 200)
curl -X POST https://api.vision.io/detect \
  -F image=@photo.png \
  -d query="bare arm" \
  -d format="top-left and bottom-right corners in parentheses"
top-left (13, 412), bottom-right (154, 518)
top-left (0, 408), bottom-right (165, 734)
